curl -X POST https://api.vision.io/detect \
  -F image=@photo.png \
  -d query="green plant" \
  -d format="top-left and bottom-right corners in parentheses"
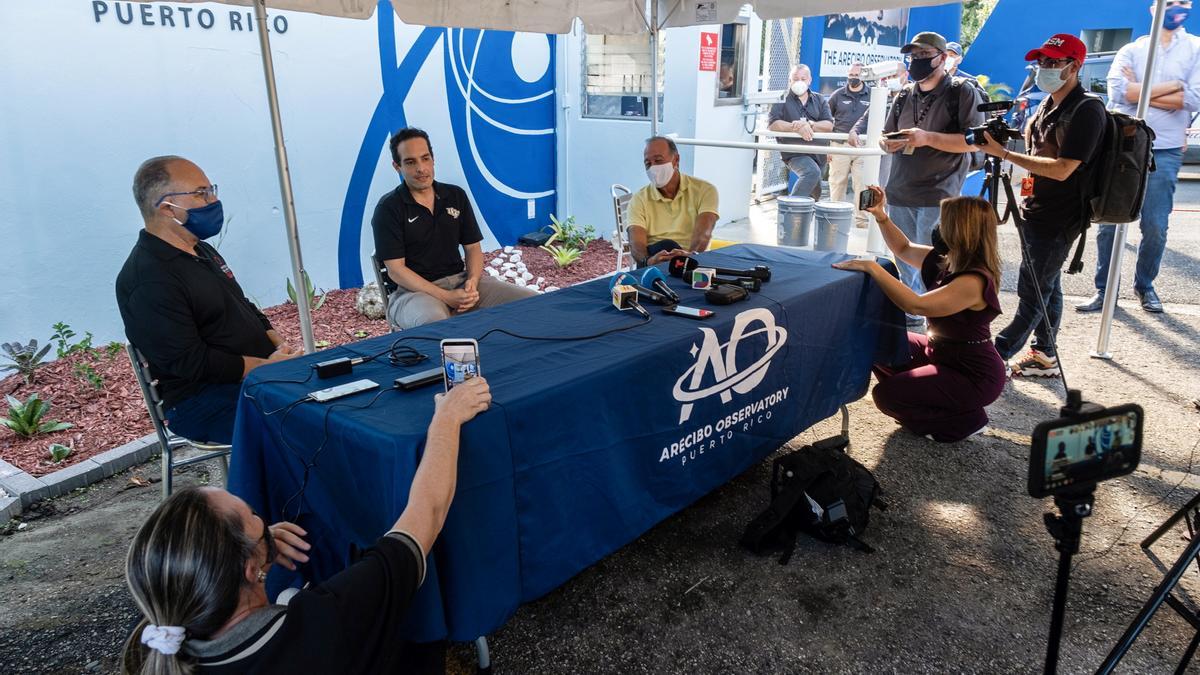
top-left (975, 74), bottom-right (1012, 102)
top-left (1, 340), bottom-right (52, 384)
top-left (286, 271), bottom-right (328, 311)
top-left (541, 243), bottom-right (583, 268)
top-left (315, 340), bottom-right (331, 349)
top-left (48, 443), bottom-right (72, 463)
top-left (2, 394), bottom-right (73, 438)
top-left (73, 362), bottom-right (104, 390)
top-left (547, 214), bottom-right (596, 251)
top-left (50, 322), bottom-right (93, 359)
top-left (105, 341), bottom-right (125, 358)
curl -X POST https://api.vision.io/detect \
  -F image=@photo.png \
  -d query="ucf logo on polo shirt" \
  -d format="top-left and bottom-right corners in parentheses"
top-left (446, 207), bottom-right (460, 219)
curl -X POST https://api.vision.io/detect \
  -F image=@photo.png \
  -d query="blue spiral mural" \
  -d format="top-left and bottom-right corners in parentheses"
top-left (337, 1), bottom-right (558, 288)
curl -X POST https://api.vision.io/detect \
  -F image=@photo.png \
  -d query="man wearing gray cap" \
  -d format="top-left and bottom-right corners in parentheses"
top-left (882, 31), bottom-right (984, 329)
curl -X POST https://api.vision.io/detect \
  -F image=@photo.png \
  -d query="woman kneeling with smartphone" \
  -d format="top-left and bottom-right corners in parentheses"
top-left (834, 186), bottom-right (1006, 442)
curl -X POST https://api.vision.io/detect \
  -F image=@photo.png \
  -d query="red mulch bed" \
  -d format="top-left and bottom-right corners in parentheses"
top-left (0, 245), bottom-right (615, 478)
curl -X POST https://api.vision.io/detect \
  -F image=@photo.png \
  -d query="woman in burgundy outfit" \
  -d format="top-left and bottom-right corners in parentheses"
top-left (834, 186), bottom-right (1006, 442)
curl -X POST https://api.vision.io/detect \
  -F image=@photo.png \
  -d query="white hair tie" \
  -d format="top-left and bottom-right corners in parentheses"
top-left (142, 624), bottom-right (186, 655)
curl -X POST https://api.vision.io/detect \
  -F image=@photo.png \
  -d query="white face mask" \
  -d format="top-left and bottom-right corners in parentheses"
top-left (790, 80), bottom-right (810, 97)
top-left (944, 56), bottom-right (959, 73)
top-left (646, 162), bottom-right (675, 188)
top-left (1036, 66), bottom-right (1069, 94)
top-left (885, 78), bottom-right (902, 92)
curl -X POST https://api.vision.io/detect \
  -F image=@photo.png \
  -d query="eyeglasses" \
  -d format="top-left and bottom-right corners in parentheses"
top-left (904, 49), bottom-right (941, 62)
top-left (1036, 58), bottom-right (1074, 69)
top-left (155, 184), bottom-right (218, 207)
top-left (253, 512), bottom-right (277, 565)
top-left (1167, 1), bottom-right (1192, 8)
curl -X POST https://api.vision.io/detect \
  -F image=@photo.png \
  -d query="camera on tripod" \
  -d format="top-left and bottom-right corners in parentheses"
top-left (964, 100), bottom-right (1021, 147)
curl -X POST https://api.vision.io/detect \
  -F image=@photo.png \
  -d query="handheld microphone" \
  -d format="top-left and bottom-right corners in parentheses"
top-left (609, 272), bottom-right (672, 305)
top-left (610, 282), bottom-right (650, 318)
top-left (669, 255), bottom-right (772, 283)
top-left (640, 267), bottom-right (681, 304)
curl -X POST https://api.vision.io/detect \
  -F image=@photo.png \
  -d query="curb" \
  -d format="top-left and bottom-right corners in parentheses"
top-left (0, 433), bottom-right (160, 525)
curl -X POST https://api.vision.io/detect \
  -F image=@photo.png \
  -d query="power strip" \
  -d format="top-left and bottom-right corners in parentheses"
top-left (308, 378), bottom-right (379, 402)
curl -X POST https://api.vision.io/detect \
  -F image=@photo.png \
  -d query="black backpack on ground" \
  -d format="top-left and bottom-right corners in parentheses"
top-left (740, 435), bottom-right (886, 564)
top-left (1055, 94), bottom-right (1156, 273)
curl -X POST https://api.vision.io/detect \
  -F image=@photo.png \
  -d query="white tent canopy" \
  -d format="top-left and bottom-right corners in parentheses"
top-left (167, 0), bottom-right (950, 33)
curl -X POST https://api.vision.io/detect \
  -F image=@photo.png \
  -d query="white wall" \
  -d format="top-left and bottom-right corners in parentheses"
top-left (0, 2), bottom-right (550, 347)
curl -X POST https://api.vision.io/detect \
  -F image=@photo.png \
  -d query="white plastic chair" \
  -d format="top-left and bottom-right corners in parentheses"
top-left (610, 184), bottom-right (636, 272)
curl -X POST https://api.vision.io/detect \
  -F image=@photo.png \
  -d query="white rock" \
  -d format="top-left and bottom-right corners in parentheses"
top-left (521, 271), bottom-right (534, 281)
top-left (503, 246), bottom-right (514, 253)
top-left (536, 276), bottom-right (545, 285)
top-left (513, 278), bottom-right (527, 287)
top-left (515, 263), bottom-right (527, 272)
top-left (486, 267), bottom-right (500, 277)
top-left (489, 257), bottom-right (502, 267)
top-left (354, 281), bottom-right (386, 320)
top-left (545, 286), bottom-right (560, 292)
top-left (510, 251), bottom-right (522, 260)
top-left (503, 269), bottom-right (518, 279)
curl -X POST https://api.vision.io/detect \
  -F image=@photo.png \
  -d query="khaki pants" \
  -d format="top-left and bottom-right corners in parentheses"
top-left (828, 141), bottom-right (868, 228)
top-left (387, 272), bottom-right (537, 330)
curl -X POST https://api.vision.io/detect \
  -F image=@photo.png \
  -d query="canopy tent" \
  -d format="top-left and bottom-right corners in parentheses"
top-left (147, 0), bottom-right (1166, 359)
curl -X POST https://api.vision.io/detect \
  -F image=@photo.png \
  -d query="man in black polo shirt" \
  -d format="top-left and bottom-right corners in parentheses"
top-left (372, 128), bottom-right (536, 330)
top-left (978, 34), bottom-right (1105, 378)
top-left (768, 64), bottom-right (834, 199)
top-left (828, 62), bottom-right (871, 227)
top-left (115, 156), bottom-right (297, 444)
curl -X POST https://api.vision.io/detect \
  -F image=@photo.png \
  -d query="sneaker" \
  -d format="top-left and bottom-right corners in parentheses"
top-left (1010, 350), bottom-right (1061, 378)
top-left (1137, 289), bottom-right (1164, 313)
top-left (1075, 293), bottom-right (1106, 313)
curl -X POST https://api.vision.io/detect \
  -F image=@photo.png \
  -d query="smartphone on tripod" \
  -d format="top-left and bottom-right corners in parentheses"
top-left (1028, 403), bottom-right (1143, 498)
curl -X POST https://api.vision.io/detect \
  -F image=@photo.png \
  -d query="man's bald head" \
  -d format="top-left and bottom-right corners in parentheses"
top-left (132, 156), bottom-right (188, 221)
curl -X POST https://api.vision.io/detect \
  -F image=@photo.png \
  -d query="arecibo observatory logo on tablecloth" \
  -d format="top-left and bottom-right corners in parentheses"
top-left (662, 308), bottom-right (790, 467)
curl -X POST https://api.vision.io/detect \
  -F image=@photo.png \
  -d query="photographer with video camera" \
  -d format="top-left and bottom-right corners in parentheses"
top-left (881, 31), bottom-right (985, 330)
top-left (975, 34), bottom-right (1106, 378)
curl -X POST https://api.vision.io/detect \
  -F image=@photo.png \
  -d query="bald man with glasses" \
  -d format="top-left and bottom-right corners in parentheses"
top-left (116, 156), bottom-right (297, 444)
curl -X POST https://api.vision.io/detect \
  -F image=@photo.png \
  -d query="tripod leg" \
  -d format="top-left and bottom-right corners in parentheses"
top-left (1142, 491), bottom-right (1200, 550)
top-left (1045, 550), bottom-right (1073, 674)
top-left (1098, 530), bottom-right (1200, 673)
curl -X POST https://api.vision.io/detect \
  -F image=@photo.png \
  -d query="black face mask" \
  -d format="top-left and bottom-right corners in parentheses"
top-left (931, 226), bottom-right (950, 255)
top-left (848, 77), bottom-right (863, 88)
top-left (907, 55), bottom-right (938, 82)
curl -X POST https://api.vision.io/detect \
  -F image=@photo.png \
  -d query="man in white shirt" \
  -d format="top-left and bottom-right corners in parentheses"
top-left (1078, 0), bottom-right (1200, 314)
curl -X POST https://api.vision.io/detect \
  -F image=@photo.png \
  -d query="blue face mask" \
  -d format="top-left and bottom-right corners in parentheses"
top-left (167, 200), bottom-right (225, 240)
top-left (1165, 5), bottom-right (1190, 30)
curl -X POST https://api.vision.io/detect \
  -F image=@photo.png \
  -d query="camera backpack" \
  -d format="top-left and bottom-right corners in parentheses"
top-left (740, 435), bottom-right (887, 564)
top-left (893, 76), bottom-right (986, 171)
top-left (1058, 94), bottom-right (1156, 273)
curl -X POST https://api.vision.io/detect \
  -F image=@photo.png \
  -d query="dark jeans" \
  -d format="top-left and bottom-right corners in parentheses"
top-left (994, 225), bottom-right (1072, 360)
top-left (647, 239), bottom-right (684, 257)
top-left (164, 383), bottom-right (241, 444)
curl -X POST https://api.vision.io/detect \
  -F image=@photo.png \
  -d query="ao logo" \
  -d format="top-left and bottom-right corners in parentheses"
top-left (672, 308), bottom-right (788, 424)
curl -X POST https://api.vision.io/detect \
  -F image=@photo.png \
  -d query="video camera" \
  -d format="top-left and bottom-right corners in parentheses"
top-left (964, 100), bottom-right (1021, 147)
top-left (1028, 391), bottom-right (1142, 498)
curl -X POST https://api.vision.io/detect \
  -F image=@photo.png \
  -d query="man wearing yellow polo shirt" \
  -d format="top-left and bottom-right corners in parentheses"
top-left (628, 136), bottom-right (720, 266)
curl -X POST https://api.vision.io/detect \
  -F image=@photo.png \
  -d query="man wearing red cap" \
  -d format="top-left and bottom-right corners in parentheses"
top-left (976, 33), bottom-right (1106, 377)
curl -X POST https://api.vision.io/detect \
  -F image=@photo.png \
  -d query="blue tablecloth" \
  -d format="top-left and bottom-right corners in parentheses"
top-left (228, 244), bottom-right (906, 642)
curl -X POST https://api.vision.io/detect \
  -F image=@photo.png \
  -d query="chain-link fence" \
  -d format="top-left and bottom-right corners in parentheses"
top-left (752, 18), bottom-right (802, 199)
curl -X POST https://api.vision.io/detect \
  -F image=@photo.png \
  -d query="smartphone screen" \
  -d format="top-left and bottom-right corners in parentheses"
top-left (1028, 404), bottom-right (1142, 498)
top-left (666, 305), bottom-right (714, 319)
top-left (440, 339), bottom-right (480, 391)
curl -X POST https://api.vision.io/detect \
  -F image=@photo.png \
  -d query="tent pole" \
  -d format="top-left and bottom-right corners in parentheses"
top-left (253, 0), bottom-right (316, 354)
top-left (1092, 0), bottom-right (1168, 360)
top-left (650, 0), bottom-right (659, 135)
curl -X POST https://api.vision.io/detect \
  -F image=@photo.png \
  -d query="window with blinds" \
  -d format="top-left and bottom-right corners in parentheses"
top-left (581, 32), bottom-right (665, 120)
